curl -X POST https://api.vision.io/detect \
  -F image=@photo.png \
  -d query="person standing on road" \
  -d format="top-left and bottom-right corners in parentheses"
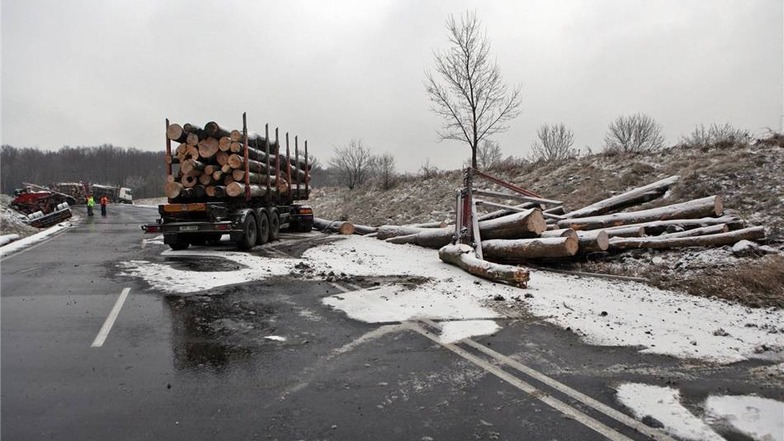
top-left (100, 195), bottom-right (109, 216)
top-left (86, 195), bottom-right (95, 216)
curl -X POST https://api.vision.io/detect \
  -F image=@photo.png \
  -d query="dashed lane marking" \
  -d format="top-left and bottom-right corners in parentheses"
top-left (91, 288), bottom-right (130, 348)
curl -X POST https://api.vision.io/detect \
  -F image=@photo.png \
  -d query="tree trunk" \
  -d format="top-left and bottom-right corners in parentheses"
top-left (563, 176), bottom-right (680, 218)
top-left (203, 121), bottom-right (231, 140)
top-left (609, 226), bottom-right (764, 250)
top-left (377, 225), bottom-right (430, 240)
top-left (482, 236), bottom-right (579, 262)
top-left (385, 229), bottom-right (453, 248)
top-left (180, 173), bottom-right (200, 188)
top-left (313, 217), bottom-right (355, 235)
top-left (228, 154), bottom-right (272, 174)
top-left (557, 196), bottom-right (723, 230)
top-left (218, 136), bottom-right (232, 152)
top-left (352, 224), bottom-right (379, 235)
top-left (439, 244), bottom-right (530, 288)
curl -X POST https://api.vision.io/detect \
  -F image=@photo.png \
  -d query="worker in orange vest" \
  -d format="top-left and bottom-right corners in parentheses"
top-left (100, 195), bottom-right (109, 216)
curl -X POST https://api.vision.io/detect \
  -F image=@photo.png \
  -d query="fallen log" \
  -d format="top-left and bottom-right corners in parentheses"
top-left (313, 217), bottom-right (355, 235)
top-left (352, 224), bottom-right (378, 235)
top-left (479, 208), bottom-right (547, 240)
top-left (482, 236), bottom-right (579, 262)
top-left (608, 226), bottom-right (765, 250)
top-left (478, 202), bottom-right (538, 222)
top-left (540, 229), bottom-right (609, 253)
top-left (602, 225), bottom-right (646, 238)
top-left (439, 244), bottom-right (530, 288)
top-left (379, 209), bottom-right (546, 246)
top-left (563, 176), bottom-right (680, 218)
top-left (603, 215), bottom-right (743, 236)
top-left (557, 196), bottom-right (723, 230)
top-left (661, 224), bottom-right (728, 238)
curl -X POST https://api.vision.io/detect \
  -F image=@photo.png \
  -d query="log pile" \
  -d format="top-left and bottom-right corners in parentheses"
top-left (313, 173), bottom-right (769, 287)
top-left (164, 121), bottom-right (311, 201)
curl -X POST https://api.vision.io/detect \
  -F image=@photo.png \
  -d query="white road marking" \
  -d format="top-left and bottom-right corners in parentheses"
top-left (418, 318), bottom-right (675, 440)
top-left (405, 322), bottom-right (635, 441)
top-left (91, 288), bottom-right (131, 348)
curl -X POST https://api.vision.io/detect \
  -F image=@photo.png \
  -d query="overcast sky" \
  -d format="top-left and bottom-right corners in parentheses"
top-left (2, 0), bottom-right (782, 172)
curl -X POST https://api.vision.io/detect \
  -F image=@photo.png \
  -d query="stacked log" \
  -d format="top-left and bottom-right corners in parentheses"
top-left (165, 120), bottom-right (311, 201)
top-left (348, 174), bottom-right (766, 263)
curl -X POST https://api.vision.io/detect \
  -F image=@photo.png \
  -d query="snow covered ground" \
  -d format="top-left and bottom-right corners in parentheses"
top-left (0, 218), bottom-right (76, 258)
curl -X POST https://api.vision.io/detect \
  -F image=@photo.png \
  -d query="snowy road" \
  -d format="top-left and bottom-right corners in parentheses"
top-left (2, 204), bottom-right (782, 440)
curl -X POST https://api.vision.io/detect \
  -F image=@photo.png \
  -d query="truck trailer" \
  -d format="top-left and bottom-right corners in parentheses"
top-left (142, 114), bottom-right (314, 251)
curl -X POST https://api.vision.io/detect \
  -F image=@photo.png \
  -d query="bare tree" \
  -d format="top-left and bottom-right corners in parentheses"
top-left (419, 157), bottom-right (441, 179)
top-left (375, 153), bottom-right (397, 190)
top-left (425, 11), bottom-right (522, 169)
top-left (531, 123), bottom-right (576, 162)
top-left (475, 139), bottom-right (503, 169)
top-left (681, 123), bottom-right (750, 148)
top-left (329, 139), bottom-right (375, 190)
top-left (604, 113), bottom-right (666, 153)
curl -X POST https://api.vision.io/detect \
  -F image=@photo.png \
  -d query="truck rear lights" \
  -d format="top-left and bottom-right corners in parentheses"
top-left (162, 203), bottom-right (207, 213)
top-left (143, 225), bottom-right (161, 233)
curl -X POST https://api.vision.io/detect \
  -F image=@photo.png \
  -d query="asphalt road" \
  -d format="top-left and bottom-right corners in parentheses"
top-left (2, 204), bottom-right (781, 440)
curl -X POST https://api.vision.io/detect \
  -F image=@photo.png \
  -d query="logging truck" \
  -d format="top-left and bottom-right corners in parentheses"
top-left (142, 115), bottom-right (314, 251)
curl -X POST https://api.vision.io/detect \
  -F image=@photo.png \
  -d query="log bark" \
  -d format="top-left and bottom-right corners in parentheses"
top-left (603, 215), bottom-right (743, 236)
top-left (225, 182), bottom-right (269, 198)
top-left (540, 229), bottom-right (608, 252)
top-left (603, 225), bottom-right (646, 238)
top-left (563, 176), bottom-right (680, 218)
top-left (379, 209), bottom-right (546, 247)
top-left (478, 203), bottom-right (537, 222)
top-left (352, 224), bottom-right (378, 235)
top-left (482, 236), bottom-right (579, 262)
top-left (439, 244), bottom-right (530, 288)
top-left (608, 226), bottom-right (765, 250)
top-left (203, 121), bottom-right (231, 140)
top-left (228, 154), bottom-right (272, 174)
top-left (313, 218), bottom-right (355, 235)
top-left (478, 208), bottom-right (547, 240)
top-left (557, 196), bottom-right (723, 230)
top-left (231, 169), bottom-right (277, 186)
top-left (661, 224), bottom-right (728, 238)
top-left (377, 225), bottom-right (429, 240)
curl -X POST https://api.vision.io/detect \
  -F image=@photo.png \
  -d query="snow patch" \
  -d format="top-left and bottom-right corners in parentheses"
top-left (705, 395), bottom-right (784, 441)
top-left (438, 320), bottom-right (500, 344)
top-left (616, 383), bottom-right (723, 441)
top-left (0, 221), bottom-right (73, 258)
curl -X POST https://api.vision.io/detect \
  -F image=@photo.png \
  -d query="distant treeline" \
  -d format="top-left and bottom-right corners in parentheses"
top-left (1, 144), bottom-right (166, 199)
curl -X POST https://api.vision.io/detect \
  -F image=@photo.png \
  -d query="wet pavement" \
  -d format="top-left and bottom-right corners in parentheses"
top-left (2, 205), bottom-right (782, 440)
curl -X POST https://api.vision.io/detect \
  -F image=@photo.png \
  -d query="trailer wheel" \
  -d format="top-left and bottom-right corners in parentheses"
top-left (257, 211), bottom-right (270, 245)
top-left (269, 210), bottom-right (280, 241)
top-left (238, 214), bottom-right (258, 250)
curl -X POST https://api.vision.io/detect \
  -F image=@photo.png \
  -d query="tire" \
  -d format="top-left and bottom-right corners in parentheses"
top-left (269, 210), bottom-right (280, 242)
top-left (237, 214), bottom-right (258, 250)
top-left (257, 211), bottom-right (270, 245)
